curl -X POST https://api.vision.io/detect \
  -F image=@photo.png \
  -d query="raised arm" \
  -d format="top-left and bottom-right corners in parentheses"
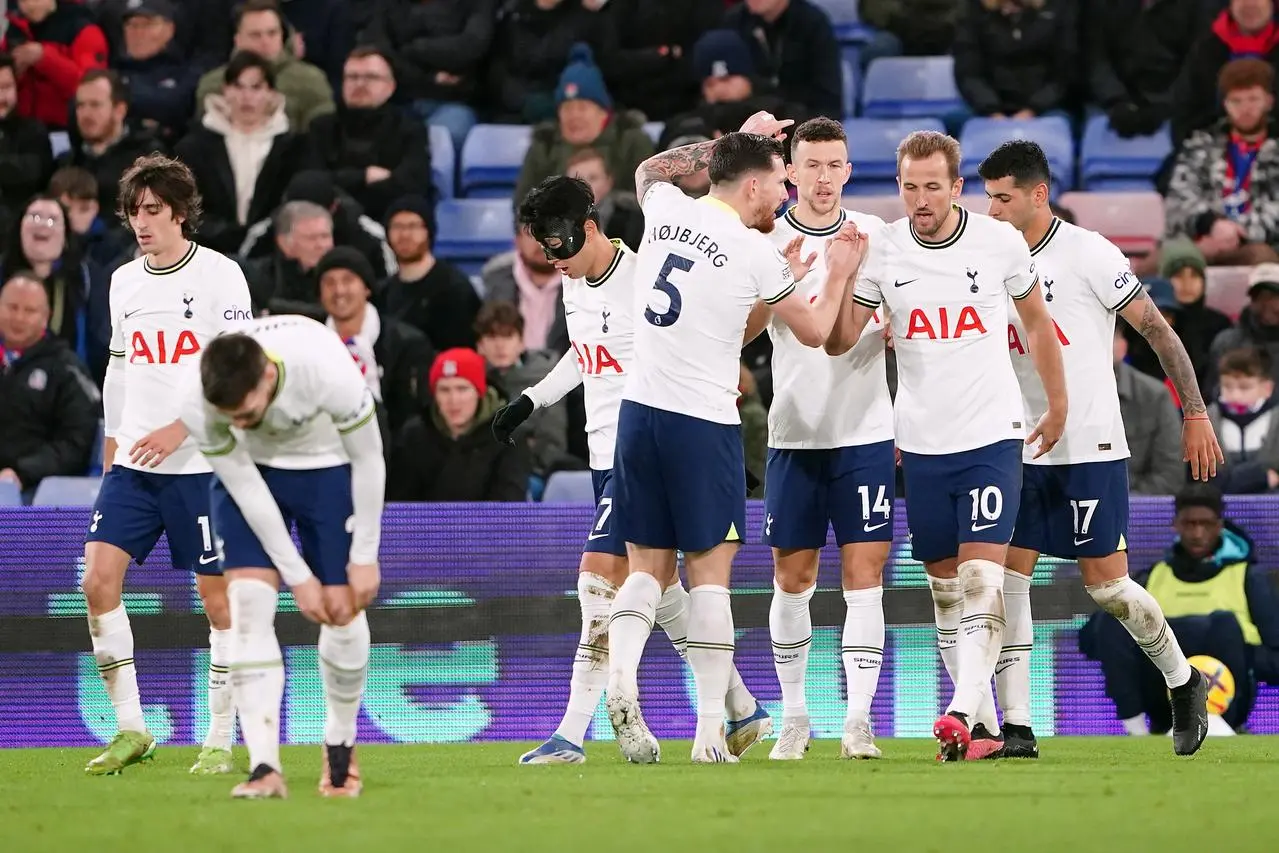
top-left (633, 138), bottom-right (718, 202)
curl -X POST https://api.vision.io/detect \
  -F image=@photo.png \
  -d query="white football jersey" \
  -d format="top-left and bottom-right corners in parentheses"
top-left (626, 183), bottom-right (795, 424)
top-left (855, 206), bottom-right (1036, 455)
top-left (767, 206), bottom-right (894, 449)
top-left (564, 239), bottom-right (637, 470)
top-left (184, 315), bottom-right (377, 470)
top-left (1008, 217), bottom-right (1139, 465)
top-left (107, 243), bottom-right (253, 474)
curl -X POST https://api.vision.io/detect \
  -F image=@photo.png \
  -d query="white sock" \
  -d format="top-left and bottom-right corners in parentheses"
top-left (318, 610), bottom-right (371, 747)
top-left (928, 575), bottom-right (963, 689)
top-left (947, 560), bottom-right (1006, 719)
top-left (205, 627), bottom-right (234, 749)
top-left (1087, 576), bottom-right (1193, 688)
top-left (88, 604), bottom-right (147, 734)
top-left (554, 573), bottom-right (615, 747)
top-left (997, 569), bottom-right (1034, 727)
top-left (607, 572), bottom-right (661, 695)
top-left (687, 585), bottom-right (735, 734)
top-left (228, 579), bottom-right (284, 773)
top-left (770, 581), bottom-right (815, 719)
top-left (841, 587), bottom-right (884, 722)
top-left (1123, 714), bottom-right (1150, 735)
top-left (657, 581), bottom-right (756, 720)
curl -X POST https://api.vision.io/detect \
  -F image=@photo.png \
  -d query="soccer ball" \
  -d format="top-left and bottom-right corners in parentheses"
top-left (1187, 655), bottom-right (1235, 715)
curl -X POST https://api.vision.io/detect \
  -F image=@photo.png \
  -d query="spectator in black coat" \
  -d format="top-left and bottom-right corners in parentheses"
top-left (0, 52), bottom-right (53, 239)
top-left (485, 0), bottom-right (606, 124)
top-left (0, 272), bottom-right (99, 493)
top-left (241, 198), bottom-right (333, 318)
top-left (304, 46), bottom-right (432, 225)
top-left (953, 0), bottom-right (1078, 120)
top-left (1087, 0), bottom-right (1221, 139)
top-left (175, 51), bottom-right (302, 255)
top-left (95, 0), bottom-right (234, 75)
top-left (360, 0), bottom-right (494, 153)
top-left (278, 0), bottom-right (355, 94)
top-left (59, 69), bottom-right (166, 222)
top-left (722, 0), bottom-right (842, 122)
top-left (389, 346), bottom-right (531, 501)
top-left (112, 0), bottom-right (200, 145)
top-left (377, 194), bottom-right (480, 351)
top-left (594, 0), bottom-right (722, 121)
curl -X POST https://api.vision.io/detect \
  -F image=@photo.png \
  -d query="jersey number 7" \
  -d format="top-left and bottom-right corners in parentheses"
top-left (645, 252), bottom-right (694, 328)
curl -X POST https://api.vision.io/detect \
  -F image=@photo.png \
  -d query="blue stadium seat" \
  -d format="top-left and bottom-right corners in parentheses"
top-left (844, 117), bottom-right (945, 194)
top-left (959, 115), bottom-right (1075, 190)
top-left (815, 0), bottom-right (875, 44)
top-left (841, 52), bottom-right (858, 119)
top-left (433, 198), bottom-right (516, 276)
top-left (460, 124), bottom-right (531, 198)
top-left (541, 470), bottom-right (595, 504)
top-left (32, 476), bottom-right (102, 507)
top-left (1079, 115), bottom-right (1173, 192)
top-left (0, 480), bottom-right (21, 507)
top-left (643, 122), bottom-right (664, 146)
top-left (861, 56), bottom-right (964, 119)
top-left (429, 124), bottom-right (455, 200)
top-left (49, 130), bottom-right (69, 158)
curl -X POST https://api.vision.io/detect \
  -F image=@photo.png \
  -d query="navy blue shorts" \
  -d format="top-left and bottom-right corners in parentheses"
top-left (612, 400), bottom-right (746, 554)
top-left (86, 466), bottom-right (219, 574)
top-left (210, 464), bottom-right (354, 586)
top-left (1011, 460), bottom-right (1130, 559)
top-left (762, 440), bottom-right (896, 549)
top-left (900, 439), bottom-right (1023, 564)
top-left (584, 468), bottom-right (627, 557)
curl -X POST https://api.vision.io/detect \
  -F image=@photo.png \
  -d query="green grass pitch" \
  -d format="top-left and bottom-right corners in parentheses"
top-left (4, 738), bottom-right (1277, 853)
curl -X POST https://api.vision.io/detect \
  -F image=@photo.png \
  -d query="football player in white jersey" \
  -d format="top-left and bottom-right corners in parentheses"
top-left (604, 111), bottom-right (870, 764)
top-left (740, 117), bottom-right (892, 761)
top-left (824, 130), bottom-right (1068, 761)
top-left (83, 154), bottom-right (253, 776)
top-left (181, 316), bottom-right (384, 799)
top-left (980, 140), bottom-right (1222, 758)
top-left (494, 176), bottom-right (770, 765)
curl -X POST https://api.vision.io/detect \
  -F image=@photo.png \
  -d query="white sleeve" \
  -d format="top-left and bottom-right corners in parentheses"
top-left (524, 349), bottom-right (583, 408)
top-left (107, 280), bottom-right (125, 359)
top-left (214, 259), bottom-right (253, 328)
top-left (1086, 237), bottom-right (1143, 312)
top-left (102, 360), bottom-right (125, 438)
top-left (853, 239), bottom-right (885, 309)
top-left (1004, 230), bottom-right (1039, 300)
top-left (757, 245), bottom-right (796, 305)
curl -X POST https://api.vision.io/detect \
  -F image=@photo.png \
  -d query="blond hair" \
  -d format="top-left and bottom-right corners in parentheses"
top-left (896, 131), bottom-right (962, 181)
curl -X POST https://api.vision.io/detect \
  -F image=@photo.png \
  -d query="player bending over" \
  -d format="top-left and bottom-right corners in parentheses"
top-left (181, 317), bottom-right (384, 799)
top-left (83, 154), bottom-right (252, 776)
top-left (741, 116), bottom-right (892, 760)
top-left (493, 176), bottom-right (771, 765)
top-left (825, 130), bottom-right (1068, 761)
top-left (604, 111), bottom-right (869, 763)
top-left (980, 139), bottom-right (1221, 757)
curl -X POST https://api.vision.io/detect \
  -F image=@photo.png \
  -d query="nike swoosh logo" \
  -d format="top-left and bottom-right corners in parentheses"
top-left (199, 554), bottom-right (219, 565)
top-left (994, 663), bottom-right (1014, 675)
top-left (863, 522), bottom-right (888, 533)
top-left (894, 279), bottom-right (918, 288)
top-left (856, 664), bottom-right (879, 670)
top-left (587, 532), bottom-right (609, 540)
top-left (123, 309), bottom-right (142, 318)
top-left (971, 522), bottom-right (998, 532)
top-left (1074, 537), bottom-right (1093, 546)
top-left (565, 310), bottom-right (579, 316)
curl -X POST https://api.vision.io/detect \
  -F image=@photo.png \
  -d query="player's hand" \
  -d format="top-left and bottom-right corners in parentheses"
top-left (347, 562), bottom-right (381, 611)
top-left (1026, 408), bottom-right (1066, 459)
top-left (1184, 417), bottom-right (1224, 482)
top-left (826, 223), bottom-right (867, 279)
top-left (291, 578), bottom-right (331, 624)
top-left (738, 110), bottom-right (794, 141)
top-left (782, 235), bottom-right (818, 281)
top-left (130, 420), bottom-right (188, 468)
top-left (492, 394), bottom-right (535, 445)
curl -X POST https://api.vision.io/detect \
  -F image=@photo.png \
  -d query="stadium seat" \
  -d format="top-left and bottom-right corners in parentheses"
top-left (541, 470), bottom-right (595, 504)
top-left (1079, 115), bottom-right (1172, 191)
top-left (32, 476), bottom-right (102, 507)
top-left (844, 117), bottom-right (945, 193)
top-left (429, 125), bottom-right (455, 200)
top-left (49, 130), bottom-right (70, 158)
top-left (433, 199), bottom-right (516, 276)
top-left (861, 56), bottom-right (965, 119)
top-left (841, 52), bottom-right (858, 119)
top-left (0, 479), bottom-right (21, 507)
top-left (1205, 266), bottom-right (1252, 320)
top-left (1058, 191), bottom-right (1165, 257)
top-left (959, 115), bottom-right (1075, 189)
top-left (643, 122), bottom-right (664, 146)
top-left (460, 124), bottom-right (531, 197)
top-left (815, 0), bottom-right (875, 44)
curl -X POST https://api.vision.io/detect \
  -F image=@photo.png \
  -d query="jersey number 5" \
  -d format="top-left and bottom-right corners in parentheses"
top-left (645, 253), bottom-right (694, 328)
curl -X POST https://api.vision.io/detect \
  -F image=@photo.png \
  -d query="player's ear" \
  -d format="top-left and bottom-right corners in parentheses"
top-left (951, 176), bottom-right (964, 200)
top-left (786, 161), bottom-right (799, 186)
top-left (1034, 182), bottom-right (1049, 207)
top-left (840, 161), bottom-right (852, 186)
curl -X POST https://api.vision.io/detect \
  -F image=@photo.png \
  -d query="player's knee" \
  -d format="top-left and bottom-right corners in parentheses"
top-left (227, 577), bottom-right (278, 636)
top-left (773, 549), bottom-right (819, 591)
top-left (840, 544), bottom-right (888, 589)
top-left (323, 588), bottom-right (355, 627)
top-left (196, 576), bottom-right (231, 629)
top-left (81, 544), bottom-right (127, 610)
top-left (579, 553), bottom-right (627, 587)
top-left (957, 558), bottom-right (1005, 594)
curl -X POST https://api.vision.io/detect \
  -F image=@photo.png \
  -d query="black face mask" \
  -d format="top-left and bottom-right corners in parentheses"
top-left (530, 213), bottom-right (592, 261)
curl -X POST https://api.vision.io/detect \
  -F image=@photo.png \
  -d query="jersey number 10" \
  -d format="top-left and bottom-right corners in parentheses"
top-left (644, 253), bottom-right (693, 328)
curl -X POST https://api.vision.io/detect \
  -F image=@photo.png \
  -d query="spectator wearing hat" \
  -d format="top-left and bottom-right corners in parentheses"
top-left (388, 347), bottom-right (532, 502)
top-left (1206, 345), bottom-right (1279, 493)
top-left (112, 0), bottom-right (200, 143)
top-left (316, 246), bottom-right (434, 435)
top-left (513, 43), bottom-right (654, 207)
top-left (1114, 317), bottom-right (1187, 494)
top-left (303, 46), bottom-right (432, 225)
top-left (722, 0), bottom-right (842, 121)
top-left (1208, 261), bottom-right (1279, 390)
top-left (377, 194), bottom-right (481, 352)
top-left (0, 0), bottom-right (108, 131)
top-left (485, 0), bottom-right (605, 125)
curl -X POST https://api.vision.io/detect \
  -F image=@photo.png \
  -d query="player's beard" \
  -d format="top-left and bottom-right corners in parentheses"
top-left (805, 187), bottom-right (838, 217)
top-left (751, 201), bottom-right (776, 233)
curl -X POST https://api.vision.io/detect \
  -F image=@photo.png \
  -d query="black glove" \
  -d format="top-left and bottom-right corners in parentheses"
top-left (492, 394), bottom-right (535, 445)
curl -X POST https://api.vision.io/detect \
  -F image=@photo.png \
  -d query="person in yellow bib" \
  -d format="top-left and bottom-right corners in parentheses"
top-left (1081, 483), bottom-right (1279, 733)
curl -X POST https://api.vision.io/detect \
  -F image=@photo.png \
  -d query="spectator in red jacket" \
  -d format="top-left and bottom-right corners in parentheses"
top-left (2, 1), bottom-right (108, 130)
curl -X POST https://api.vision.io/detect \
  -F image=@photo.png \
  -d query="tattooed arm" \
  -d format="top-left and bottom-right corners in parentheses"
top-left (633, 138), bottom-right (718, 203)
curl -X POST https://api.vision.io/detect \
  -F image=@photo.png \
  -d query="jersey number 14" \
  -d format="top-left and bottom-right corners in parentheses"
top-left (644, 253), bottom-right (693, 328)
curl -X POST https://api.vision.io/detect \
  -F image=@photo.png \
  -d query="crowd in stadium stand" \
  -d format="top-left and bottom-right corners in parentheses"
top-left (6, 0), bottom-right (1279, 505)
